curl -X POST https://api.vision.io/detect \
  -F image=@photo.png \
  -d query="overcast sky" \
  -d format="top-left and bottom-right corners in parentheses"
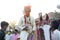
top-left (0, 0), bottom-right (60, 24)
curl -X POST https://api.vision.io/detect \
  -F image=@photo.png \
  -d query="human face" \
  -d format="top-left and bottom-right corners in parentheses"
top-left (3, 25), bottom-right (8, 31)
top-left (23, 7), bottom-right (31, 17)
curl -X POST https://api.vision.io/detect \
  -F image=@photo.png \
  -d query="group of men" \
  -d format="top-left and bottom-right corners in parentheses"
top-left (0, 5), bottom-right (60, 40)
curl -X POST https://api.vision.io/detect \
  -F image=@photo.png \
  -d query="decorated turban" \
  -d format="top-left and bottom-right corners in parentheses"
top-left (24, 5), bottom-right (31, 12)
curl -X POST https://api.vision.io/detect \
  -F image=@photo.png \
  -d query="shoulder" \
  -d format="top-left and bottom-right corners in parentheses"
top-left (47, 25), bottom-right (51, 28)
top-left (43, 24), bottom-right (50, 27)
top-left (54, 30), bottom-right (60, 35)
top-left (20, 16), bottom-right (24, 20)
top-left (43, 24), bottom-right (51, 29)
top-left (30, 16), bottom-right (35, 21)
top-left (30, 16), bottom-right (34, 19)
top-left (18, 16), bottom-right (24, 22)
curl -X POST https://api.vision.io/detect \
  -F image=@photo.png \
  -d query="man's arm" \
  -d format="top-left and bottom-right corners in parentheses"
top-left (15, 17), bottom-right (25, 31)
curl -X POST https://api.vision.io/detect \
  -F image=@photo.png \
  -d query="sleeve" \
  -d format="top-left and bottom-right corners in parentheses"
top-left (15, 17), bottom-right (25, 31)
top-left (53, 31), bottom-right (59, 40)
top-left (20, 31), bottom-right (23, 39)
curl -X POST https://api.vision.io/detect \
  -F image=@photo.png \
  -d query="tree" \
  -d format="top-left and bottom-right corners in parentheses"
top-left (54, 10), bottom-right (59, 20)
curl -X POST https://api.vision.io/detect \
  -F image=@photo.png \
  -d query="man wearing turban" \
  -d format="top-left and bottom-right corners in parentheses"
top-left (16, 5), bottom-right (36, 40)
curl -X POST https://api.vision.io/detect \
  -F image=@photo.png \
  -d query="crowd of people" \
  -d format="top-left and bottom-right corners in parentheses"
top-left (0, 5), bottom-right (60, 40)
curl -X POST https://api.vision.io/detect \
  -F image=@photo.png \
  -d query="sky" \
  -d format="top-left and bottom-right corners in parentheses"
top-left (0, 0), bottom-right (60, 24)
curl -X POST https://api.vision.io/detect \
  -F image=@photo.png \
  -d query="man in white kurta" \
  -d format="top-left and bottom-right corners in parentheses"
top-left (42, 24), bottom-right (51, 40)
top-left (18, 16), bottom-right (36, 32)
top-left (15, 5), bottom-right (36, 40)
top-left (51, 29), bottom-right (60, 40)
top-left (50, 20), bottom-right (60, 40)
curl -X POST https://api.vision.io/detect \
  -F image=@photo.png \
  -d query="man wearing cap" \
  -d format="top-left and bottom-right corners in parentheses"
top-left (17, 5), bottom-right (36, 40)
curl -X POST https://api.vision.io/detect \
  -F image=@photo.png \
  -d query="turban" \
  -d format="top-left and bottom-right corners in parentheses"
top-left (24, 5), bottom-right (31, 12)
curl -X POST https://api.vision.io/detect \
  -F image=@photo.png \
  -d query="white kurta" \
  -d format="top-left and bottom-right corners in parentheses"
top-left (52, 29), bottom-right (60, 40)
top-left (15, 16), bottom-right (36, 40)
top-left (42, 24), bottom-right (51, 40)
top-left (16, 16), bottom-right (36, 32)
top-left (20, 31), bottom-right (29, 40)
top-left (5, 34), bottom-right (11, 40)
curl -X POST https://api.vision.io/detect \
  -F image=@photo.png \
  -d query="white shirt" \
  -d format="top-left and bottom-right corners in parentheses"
top-left (16, 16), bottom-right (36, 32)
top-left (5, 34), bottom-right (11, 40)
top-left (20, 31), bottom-right (29, 40)
top-left (52, 29), bottom-right (60, 40)
top-left (42, 24), bottom-right (51, 40)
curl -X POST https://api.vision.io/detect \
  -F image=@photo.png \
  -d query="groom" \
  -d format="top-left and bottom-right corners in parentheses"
top-left (17, 5), bottom-right (36, 40)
